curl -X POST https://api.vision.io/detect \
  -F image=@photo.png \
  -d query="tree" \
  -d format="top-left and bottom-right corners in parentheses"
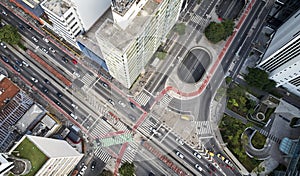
top-left (174, 23), bottom-right (186, 35)
top-left (244, 67), bottom-right (276, 91)
top-left (100, 170), bottom-right (113, 176)
top-left (119, 162), bottom-right (135, 176)
top-left (0, 24), bottom-right (21, 45)
top-left (204, 20), bottom-right (234, 43)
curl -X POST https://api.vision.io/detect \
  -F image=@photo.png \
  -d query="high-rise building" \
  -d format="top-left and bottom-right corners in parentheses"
top-left (96, 0), bottom-right (184, 88)
top-left (257, 9), bottom-right (300, 96)
top-left (40, 0), bottom-right (111, 47)
top-left (0, 153), bottom-right (14, 175)
top-left (9, 135), bottom-right (83, 176)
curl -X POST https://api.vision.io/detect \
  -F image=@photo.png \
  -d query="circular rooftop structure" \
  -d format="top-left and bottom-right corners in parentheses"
top-left (177, 48), bottom-right (211, 83)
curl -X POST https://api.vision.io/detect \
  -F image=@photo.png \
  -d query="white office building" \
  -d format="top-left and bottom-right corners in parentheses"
top-left (96, 0), bottom-right (183, 88)
top-left (257, 10), bottom-right (300, 96)
top-left (9, 135), bottom-right (83, 176)
top-left (40, 0), bottom-right (111, 47)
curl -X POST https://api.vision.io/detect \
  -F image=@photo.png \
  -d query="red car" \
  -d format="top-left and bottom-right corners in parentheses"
top-left (72, 59), bottom-right (78, 64)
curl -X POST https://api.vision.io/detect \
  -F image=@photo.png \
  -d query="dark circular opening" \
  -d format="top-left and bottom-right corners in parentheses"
top-left (177, 48), bottom-right (211, 83)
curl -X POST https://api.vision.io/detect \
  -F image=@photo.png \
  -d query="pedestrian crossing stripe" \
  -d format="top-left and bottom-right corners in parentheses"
top-left (135, 91), bottom-right (151, 106)
top-left (195, 121), bottom-right (212, 135)
top-left (81, 73), bottom-right (96, 90)
top-left (94, 147), bottom-right (112, 163)
top-left (100, 133), bottom-right (133, 147)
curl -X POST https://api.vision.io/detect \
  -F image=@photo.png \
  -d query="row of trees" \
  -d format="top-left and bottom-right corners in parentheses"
top-left (0, 23), bottom-right (21, 45)
top-left (204, 20), bottom-right (235, 43)
top-left (244, 67), bottom-right (276, 92)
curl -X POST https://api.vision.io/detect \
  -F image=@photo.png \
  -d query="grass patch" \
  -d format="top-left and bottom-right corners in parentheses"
top-left (13, 138), bottom-right (48, 176)
top-left (251, 131), bottom-right (267, 149)
top-left (156, 51), bottom-right (167, 60)
top-left (219, 115), bottom-right (260, 171)
top-left (174, 23), bottom-right (186, 35)
top-left (264, 107), bottom-right (275, 123)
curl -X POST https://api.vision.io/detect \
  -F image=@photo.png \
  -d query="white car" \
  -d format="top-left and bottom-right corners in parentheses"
top-left (176, 151), bottom-right (184, 159)
top-left (22, 60), bottom-right (29, 67)
top-left (31, 36), bottom-right (38, 42)
top-left (195, 164), bottom-right (203, 171)
top-left (193, 151), bottom-right (201, 159)
top-left (0, 42), bottom-right (7, 48)
top-left (2, 10), bottom-right (7, 16)
top-left (41, 47), bottom-right (48, 54)
top-left (43, 37), bottom-right (49, 43)
top-left (108, 99), bottom-right (115, 106)
top-left (49, 47), bottom-right (56, 53)
top-left (31, 77), bottom-right (38, 83)
top-left (73, 72), bottom-right (80, 78)
top-left (118, 100), bottom-right (126, 107)
top-left (70, 113), bottom-right (78, 120)
top-left (71, 103), bottom-right (78, 109)
top-left (176, 138), bottom-right (184, 145)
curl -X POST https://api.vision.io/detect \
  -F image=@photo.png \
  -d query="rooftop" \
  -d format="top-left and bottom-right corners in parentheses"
top-left (12, 136), bottom-right (48, 176)
top-left (112, 0), bottom-right (136, 16)
top-left (0, 76), bottom-right (20, 109)
top-left (21, 0), bottom-right (41, 8)
top-left (41, 0), bottom-right (71, 17)
top-left (96, 0), bottom-right (158, 51)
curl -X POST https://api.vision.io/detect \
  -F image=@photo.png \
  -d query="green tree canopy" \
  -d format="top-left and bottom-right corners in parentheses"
top-left (100, 170), bottom-right (113, 176)
top-left (204, 20), bottom-right (234, 43)
top-left (174, 23), bottom-right (186, 35)
top-left (244, 67), bottom-right (276, 91)
top-left (119, 162), bottom-right (135, 176)
top-left (0, 24), bottom-right (21, 45)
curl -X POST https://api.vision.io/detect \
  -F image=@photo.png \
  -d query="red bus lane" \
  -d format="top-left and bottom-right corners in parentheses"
top-left (26, 49), bottom-right (72, 87)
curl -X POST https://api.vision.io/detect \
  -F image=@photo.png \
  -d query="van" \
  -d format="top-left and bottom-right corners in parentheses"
top-left (22, 60), bottom-right (29, 67)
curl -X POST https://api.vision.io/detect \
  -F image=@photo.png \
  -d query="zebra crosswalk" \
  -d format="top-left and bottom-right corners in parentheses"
top-left (159, 94), bottom-right (173, 107)
top-left (259, 129), bottom-right (281, 143)
top-left (189, 14), bottom-right (210, 31)
top-left (138, 117), bottom-right (157, 135)
top-left (94, 147), bottom-right (112, 163)
top-left (81, 73), bottom-right (97, 90)
top-left (135, 91), bottom-right (151, 106)
top-left (122, 141), bottom-right (140, 163)
top-left (195, 121), bottom-right (213, 136)
top-left (89, 120), bottom-right (112, 139)
top-left (114, 121), bottom-right (131, 133)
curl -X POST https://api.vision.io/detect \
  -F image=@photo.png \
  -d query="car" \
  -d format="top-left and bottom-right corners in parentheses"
top-left (71, 103), bottom-right (78, 109)
top-left (54, 100), bottom-right (61, 106)
top-left (49, 47), bottom-right (55, 53)
top-left (108, 99), bottom-right (115, 106)
top-left (2, 10), bottom-right (7, 16)
top-left (57, 92), bottom-right (63, 98)
top-left (130, 102), bottom-right (136, 109)
top-left (19, 24), bottom-right (25, 30)
top-left (217, 153), bottom-right (225, 161)
top-left (118, 100), bottom-right (126, 107)
top-left (27, 25), bottom-right (33, 30)
top-left (22, 60), bottom-right (29, 67)
top-left (193, 151), bottom-right (201, 159)
top-left (176, 138), bottom-right (184, 145)
top-left (31, 36), bottom-right (38, 42)
top-left (129, 114), bottom-right (136, 121)
top-left (62, 57), bottom-right (68, 63)
top-left (15, 60), bottom-right (23, 67)
top-left (91, 161), bottom-right (96, 170)
top-left (71, 59), bottom-right (78, 64)
top-left (224, 159), bottom-right (233, 167)
top-left (41, 47), bottom-right (48, 54)
top-left (150, 127), bottom-right (161, 136)
top-left (43, 37), bottom-right (49, 43)
top-left (101, 82), bottom-right (108, 88)
top-left (73, 72), bottom-right (80, 78)
top-left (42, 87), bottom-right (48, 93)
top-left (44, 79), bottom-right (51, 84)
top-left (70, 113), bottom-right (78, 120)
top-left (79, 165), bottom-right (87, 175)
top-left (195, 164), bottom-right (203, 171)
top-left (1, 55), bottom-right (8, 63)
top-left (0, 42), bottom-right (7, 48)
top-left (175, 151), bottom-right (184, 159)
top-left (31, 77), bottom-right (38, 83)
top-left (13, 65), bottom-right (20, 72)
